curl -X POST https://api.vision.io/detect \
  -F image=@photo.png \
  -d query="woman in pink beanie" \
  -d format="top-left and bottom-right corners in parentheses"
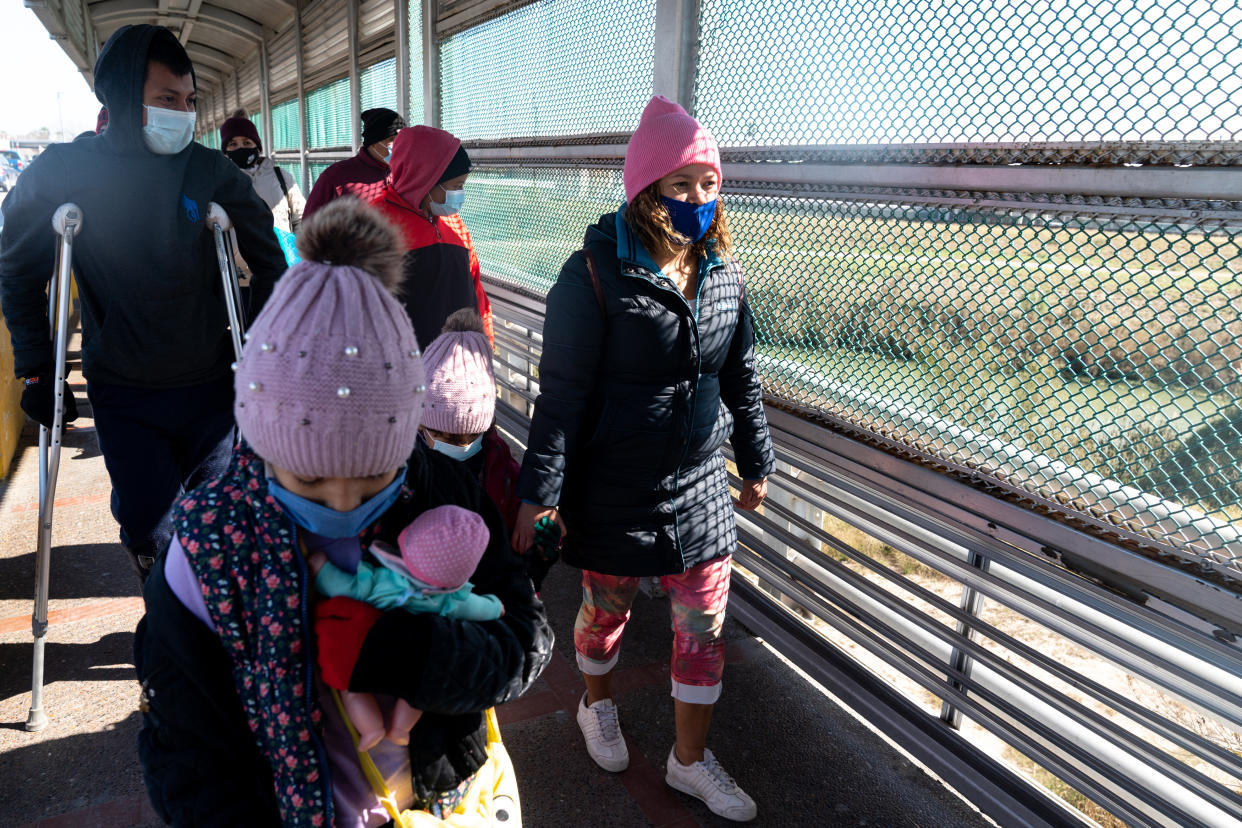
top-left (133, 198), bottom-right (551, 826)
top-left (515, 95), bottom-right (775, 822)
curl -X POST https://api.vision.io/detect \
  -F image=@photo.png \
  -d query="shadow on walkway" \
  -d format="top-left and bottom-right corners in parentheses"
top-left (0, 631), bottom-right (135, 704)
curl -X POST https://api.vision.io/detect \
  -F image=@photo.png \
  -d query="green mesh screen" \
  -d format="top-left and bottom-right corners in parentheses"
top-left (307, 161), bottom-right (334, 189)
top-left (360, 58), bottom-right (399, 112)
top-left (407, 0), bottom-right (424, 124)
top-left (306, 78), bottom-right (352, 149)
top-left (249, 115), bottom-right (264, 151)
top-left (462, 166), bottom-right (624, 289)
top-left (694, 0), bottom-right (1242, 154)
top-left (467, 164), bottom-right (1242, 575)
top-left (271, 98), bottom-right (301, 150)
top-left (439, 0), bottom-right (655, 139)
top-left (282, 161), bottom-right (305, 193)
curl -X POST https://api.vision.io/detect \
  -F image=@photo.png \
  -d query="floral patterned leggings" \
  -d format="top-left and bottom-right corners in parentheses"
top-left (573, 556), bottom-right (732, 705)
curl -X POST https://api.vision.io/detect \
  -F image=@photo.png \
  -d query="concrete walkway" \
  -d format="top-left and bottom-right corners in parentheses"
top-left (0, 344), bottom-right (990, 828)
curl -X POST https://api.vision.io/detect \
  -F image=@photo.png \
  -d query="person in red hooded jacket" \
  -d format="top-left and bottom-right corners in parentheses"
top-left (375, 125), bottom-right (493, 348)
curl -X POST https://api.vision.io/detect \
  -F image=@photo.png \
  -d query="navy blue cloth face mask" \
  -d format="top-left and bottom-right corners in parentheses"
top-left (268, 468), bottom-right (405, 538)
top-left (661, 196), bottom-right (718, 242)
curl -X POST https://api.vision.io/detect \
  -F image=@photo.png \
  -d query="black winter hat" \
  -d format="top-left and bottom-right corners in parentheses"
top-left (361, 108), bottom-right (405, 147)
top-left (437, 145), bottom-right (472, 184)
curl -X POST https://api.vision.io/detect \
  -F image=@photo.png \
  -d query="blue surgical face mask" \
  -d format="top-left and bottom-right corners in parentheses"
top-left (382, 143), bottom-right (393, 163)
top-left (430, 188), bottom-right (466, 217)
top-left (267, 468), bottom-right (405, 538)
top-left (143, 105), bottom-right (196, 155)
top-left (660, 196), bottom-right (717, 243)
top-left (429, 434), bottom-right (483, 461)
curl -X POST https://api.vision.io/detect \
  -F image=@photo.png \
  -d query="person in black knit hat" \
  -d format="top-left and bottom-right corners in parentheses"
top-left (303, 107), bottom-right (406, 219)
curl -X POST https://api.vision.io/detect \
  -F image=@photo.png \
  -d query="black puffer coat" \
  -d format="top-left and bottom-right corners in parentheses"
top-left (518, 209), bottom-right (775, 576)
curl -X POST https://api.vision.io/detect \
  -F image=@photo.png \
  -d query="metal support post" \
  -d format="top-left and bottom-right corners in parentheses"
top-left (348, 0), bottom-right (361, 153)
top-left (939, 550), bottom-right (989, 729)
top-left (653, 0), bottom-right (700, 111)
top-left (259, 38), bottom-right (273, 152)
top-left (293, 0), bottom-right (309, 193)
top-left (422, 0), bottom-right (438, 126)
top-left (395, 0), bottom-right (411, 120)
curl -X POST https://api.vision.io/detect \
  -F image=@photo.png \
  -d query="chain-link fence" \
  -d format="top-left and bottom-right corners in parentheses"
top-left (440, 0), bottom-right (654, 139)
top-left (306, 78), bottom-right (352, 148)
top-left (270, 98), bottom-right (302, 151)
top-left (186, 0), bottom-right (1242, 580)
top-left (450, 0), bottom-right (1242, 586)
top-left (695, 0), bottom-right (1242, 160)
top-left (360, 58), bottom-right (400, 112)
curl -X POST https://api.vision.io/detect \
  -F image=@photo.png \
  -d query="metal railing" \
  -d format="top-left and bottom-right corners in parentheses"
top-left (486, 279), bottom-right (1242, 828)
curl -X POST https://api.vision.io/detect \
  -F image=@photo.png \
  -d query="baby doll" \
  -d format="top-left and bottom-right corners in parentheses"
top-left (311, 504), bottom-right (502, 750)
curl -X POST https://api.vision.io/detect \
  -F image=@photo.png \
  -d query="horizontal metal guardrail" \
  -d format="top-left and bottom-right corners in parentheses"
top-left (484, 278), bottom-right (1242, 828)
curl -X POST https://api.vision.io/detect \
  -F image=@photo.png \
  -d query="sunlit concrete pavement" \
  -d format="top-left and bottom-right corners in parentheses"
top-left (0, 342), bottom-right (990, 827)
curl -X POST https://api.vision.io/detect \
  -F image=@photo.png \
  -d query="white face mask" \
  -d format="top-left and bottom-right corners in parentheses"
top-left (429, 433), bottom-right (483, 461)
top-left (429, 188), bottom-right (465, 217)
top-left (143, 105), bottom-right (196, 155)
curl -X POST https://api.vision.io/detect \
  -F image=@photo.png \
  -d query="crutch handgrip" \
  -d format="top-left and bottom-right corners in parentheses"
top-left (51, 203), bottom-right (83, 236)
top-left (206, 202), bottom-right (233, 231)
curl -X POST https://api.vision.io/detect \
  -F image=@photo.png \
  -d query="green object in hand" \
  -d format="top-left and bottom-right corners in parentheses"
top-left (532, 515), bottom-right (561, 563)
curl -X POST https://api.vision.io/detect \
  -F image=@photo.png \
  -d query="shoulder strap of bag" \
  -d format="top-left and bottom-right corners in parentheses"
top-left (583, 248), bottom-right (605, 318)
top-left (274, 165), bottom-right (300, 231)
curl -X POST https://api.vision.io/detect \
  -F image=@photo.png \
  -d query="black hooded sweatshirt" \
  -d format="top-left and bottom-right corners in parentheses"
top-left (0, 25), bottom-right (287, 388)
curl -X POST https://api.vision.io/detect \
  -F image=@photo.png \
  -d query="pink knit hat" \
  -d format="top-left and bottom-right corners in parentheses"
top-left (623, 95), bottom-right (722, 203)
top-left (390, 505), bottom-right (490, 591)
top-left (420, 309), bottom-right (495, 435)
top-left (234, 199), bottom-right (426, 478)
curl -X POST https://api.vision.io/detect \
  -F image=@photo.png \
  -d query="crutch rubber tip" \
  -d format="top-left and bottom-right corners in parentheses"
top-left (24, 708), bottom-right (47, 731)
top-left (51, 203), bottom-right (83, 235)
top-left (206, 202), bottom-right (232, 231)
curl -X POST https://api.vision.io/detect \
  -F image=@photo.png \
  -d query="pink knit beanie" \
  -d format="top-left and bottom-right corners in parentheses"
top-left (420, 309), bottom-right (495, 435)
top-left (395, 505), bottom-right (490, 591)
top-left (623, 95), bottom-right (722, 203)
top-left (234, 199), bottom-right (425, 478)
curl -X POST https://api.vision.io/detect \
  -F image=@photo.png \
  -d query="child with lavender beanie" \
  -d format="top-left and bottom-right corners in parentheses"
top-left (133, 198), bottom-right (551, 827)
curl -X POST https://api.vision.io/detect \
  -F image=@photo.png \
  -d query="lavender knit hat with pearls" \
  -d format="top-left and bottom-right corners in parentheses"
top-left (420, 309), bottom-right (495, 436)
top-left (234, 199), bottom-right (425, 478)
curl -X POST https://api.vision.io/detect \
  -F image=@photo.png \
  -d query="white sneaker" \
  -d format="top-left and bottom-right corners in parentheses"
top-left (665, 746), bottom-right (757, 822)
top-left (576, 694), bottom-right (629, 772)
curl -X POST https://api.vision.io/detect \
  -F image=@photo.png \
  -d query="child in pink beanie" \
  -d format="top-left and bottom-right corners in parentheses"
top-left (311, 504), bottom-right (502, 751)
top-left (419, 310), bottom-right (560, 587)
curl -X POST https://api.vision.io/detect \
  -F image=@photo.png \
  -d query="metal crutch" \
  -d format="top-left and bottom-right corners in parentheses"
top-left (26, 203), bottom-right (82, 732)
top-left (206, 202), bottom-right (246, 360)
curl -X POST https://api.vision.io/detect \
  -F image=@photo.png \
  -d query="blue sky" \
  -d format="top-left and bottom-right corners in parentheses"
top-left (0, 3), bottom-right (100, 139)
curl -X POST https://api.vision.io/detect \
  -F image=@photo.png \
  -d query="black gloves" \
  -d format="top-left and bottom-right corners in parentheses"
top-left (20, 375), bottom-right (79, 429)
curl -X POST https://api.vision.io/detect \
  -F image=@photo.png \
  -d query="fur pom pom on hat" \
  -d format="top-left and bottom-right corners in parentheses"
top-left (623, 95), bottom-right (721, 203)
top-left (295, 198), bottom-right (406, 294)
top-left (234, 199), bottom-right (425, 478)
top-left (420, 309), bottom-right (494, 436)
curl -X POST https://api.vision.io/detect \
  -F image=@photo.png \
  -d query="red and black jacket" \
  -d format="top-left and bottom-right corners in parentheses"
top-left (375, 186), bottom-right (493, 348)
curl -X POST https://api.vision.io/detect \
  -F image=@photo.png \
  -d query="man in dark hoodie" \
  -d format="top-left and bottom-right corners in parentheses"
top-left (0, 25), bottom-right (287, 581)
